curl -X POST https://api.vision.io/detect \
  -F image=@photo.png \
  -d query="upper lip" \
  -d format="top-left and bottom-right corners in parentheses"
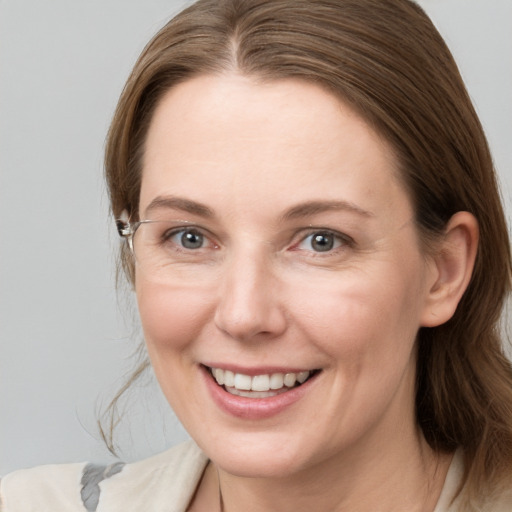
top-left (202, 363), bottom-right (318, 376)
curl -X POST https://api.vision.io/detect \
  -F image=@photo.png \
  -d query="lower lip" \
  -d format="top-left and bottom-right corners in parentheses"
top-left (201, 366), bottom-right (319, 420)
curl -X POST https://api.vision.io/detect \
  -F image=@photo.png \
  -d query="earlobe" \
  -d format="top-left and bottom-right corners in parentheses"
top-left (421, 211), bottom-right (479, 327)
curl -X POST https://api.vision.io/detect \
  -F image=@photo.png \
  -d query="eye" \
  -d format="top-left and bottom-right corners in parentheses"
top-left (296, 231), bottom-right (348, 253)
top-left (168, 228), bottom-right (207, 250)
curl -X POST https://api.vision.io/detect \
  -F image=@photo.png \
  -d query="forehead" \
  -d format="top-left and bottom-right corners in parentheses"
top-left (140, 74), bottom-right (412, 223)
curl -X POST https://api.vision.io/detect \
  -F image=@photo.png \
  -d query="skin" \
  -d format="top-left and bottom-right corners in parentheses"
top-left (136, 74), bottom-right (478, 511)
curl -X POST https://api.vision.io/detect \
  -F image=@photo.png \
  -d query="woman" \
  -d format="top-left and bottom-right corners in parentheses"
top-left (2, 0), bottom-right (511, 510)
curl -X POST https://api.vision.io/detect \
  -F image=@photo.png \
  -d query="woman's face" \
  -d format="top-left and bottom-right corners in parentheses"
top-left (136, 75), bottom-right (438, 477)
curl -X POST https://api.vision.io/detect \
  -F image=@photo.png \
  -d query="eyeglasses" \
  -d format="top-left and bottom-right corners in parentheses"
top-left (116, 217), bottom-right (214, 283)
top-left (117, 214), bottom-right (416, 284)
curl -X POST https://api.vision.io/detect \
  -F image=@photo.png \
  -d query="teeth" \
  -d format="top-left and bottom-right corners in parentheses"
top-left (283, 373), bottom-right (296, 387)
top-left (210, 367), bottom-right (312, 393)
top-left (234, 373), bottom-right (252, 390)
top-left (213, 368), bottom-right (224, 385)
top-left (252, 374), bottom-right (270, 392)
top-left (224, 370), bottom-right (235, 387)
top-left (269, 373), bottom-right (284, 389)
top-left (227, 388), bottom-right (280, 398)
top-left (297, 371), bottom-right (309, 384)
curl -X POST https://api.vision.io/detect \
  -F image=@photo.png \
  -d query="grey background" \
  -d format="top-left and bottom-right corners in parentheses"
top-left (1, 0), bottom-right (511, 474)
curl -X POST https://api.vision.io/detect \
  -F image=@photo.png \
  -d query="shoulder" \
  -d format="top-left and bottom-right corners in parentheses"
top-left (435, 451), bottom-right (512, 512)
top-left (0, 461), bottom-right (88, 511)
top-left (98, 440), bottom-right (208, 511)
top-left (0, 440), bottom-right (208, 512)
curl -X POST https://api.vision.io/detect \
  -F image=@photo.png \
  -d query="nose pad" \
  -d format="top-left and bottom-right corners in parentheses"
top-left (213, 259), bottom-right (287, 342)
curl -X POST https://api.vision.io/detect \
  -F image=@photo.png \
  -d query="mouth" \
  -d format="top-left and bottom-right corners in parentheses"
top-left (205, 366), bottom-right (320, 399)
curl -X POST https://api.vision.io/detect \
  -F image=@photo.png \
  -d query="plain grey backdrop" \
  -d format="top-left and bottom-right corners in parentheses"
top-left (1, 0), bottom-right (511, 474)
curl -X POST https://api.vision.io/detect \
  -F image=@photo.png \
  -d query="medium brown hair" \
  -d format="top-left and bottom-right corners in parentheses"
top-left (103, 0), bottom-right (512, 505)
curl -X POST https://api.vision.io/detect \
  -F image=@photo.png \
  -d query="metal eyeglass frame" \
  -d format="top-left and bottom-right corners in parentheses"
top-left (116, 217), bottom-right (141, 252)
top-left (116, 215), bottom-right (195, 253)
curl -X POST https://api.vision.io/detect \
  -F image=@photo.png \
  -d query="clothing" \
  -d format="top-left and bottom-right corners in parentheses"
top-left (0, 441), bottom-right (207, 512)
top-left (0, 441), bottom-right (510, 511)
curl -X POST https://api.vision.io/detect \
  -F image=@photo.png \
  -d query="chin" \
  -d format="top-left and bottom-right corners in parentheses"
top-left (213, 449), bottom-right (302, 479)
top-left (196, 428), bottom-right (319, 479)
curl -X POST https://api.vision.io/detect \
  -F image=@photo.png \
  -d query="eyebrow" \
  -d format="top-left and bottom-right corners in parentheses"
top-left (143, 196), bottom-right (214, 218)
top-left (281, 200), bottom-right (374, 221)
top-left (143, 195), bottom-right (372, 221)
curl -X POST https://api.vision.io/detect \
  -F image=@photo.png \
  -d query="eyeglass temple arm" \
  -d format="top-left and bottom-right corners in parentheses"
top-left (116, 210), bottom-right (132, 238)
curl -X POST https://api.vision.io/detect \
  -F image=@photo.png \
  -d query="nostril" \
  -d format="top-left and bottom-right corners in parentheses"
top-left (214, 263), bottom-right (287, 341)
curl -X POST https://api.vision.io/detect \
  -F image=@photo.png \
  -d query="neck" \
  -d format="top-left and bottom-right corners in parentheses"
top-left (211, 425), bottom-right (451, 512)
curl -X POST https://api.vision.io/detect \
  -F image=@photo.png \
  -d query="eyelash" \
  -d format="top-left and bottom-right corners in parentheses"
top-left (161, 226), bottom-right (353, 256)
top-left (291, 229), bottom-right (354, 255)
top-left (162, 227), bottom-right (216, 251)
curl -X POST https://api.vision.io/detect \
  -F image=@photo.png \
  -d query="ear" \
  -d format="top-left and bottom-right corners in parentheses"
top-left (421, 211), bottom-right (479, 327)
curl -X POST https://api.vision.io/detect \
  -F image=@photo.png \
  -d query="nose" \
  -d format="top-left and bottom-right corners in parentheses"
top-left (214, 250), bottom-right (287, 342)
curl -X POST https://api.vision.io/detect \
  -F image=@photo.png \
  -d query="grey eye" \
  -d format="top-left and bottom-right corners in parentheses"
top-left (172, 229), bottom-right (205, 249)
top-left (296, 231), bottom-right (345, 253)
top-left (310, 233), bottom-right (335, 252)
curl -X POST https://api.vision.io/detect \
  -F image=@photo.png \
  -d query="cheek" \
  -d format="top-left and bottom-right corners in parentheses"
top-left (288, 266), bottom-right (426, 362)
top-left (136, 278), bottom-right (213, 352)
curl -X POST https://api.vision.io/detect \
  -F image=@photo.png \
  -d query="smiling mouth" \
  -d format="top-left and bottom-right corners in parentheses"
top-left (206, 366), bottom-right (320, 398)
